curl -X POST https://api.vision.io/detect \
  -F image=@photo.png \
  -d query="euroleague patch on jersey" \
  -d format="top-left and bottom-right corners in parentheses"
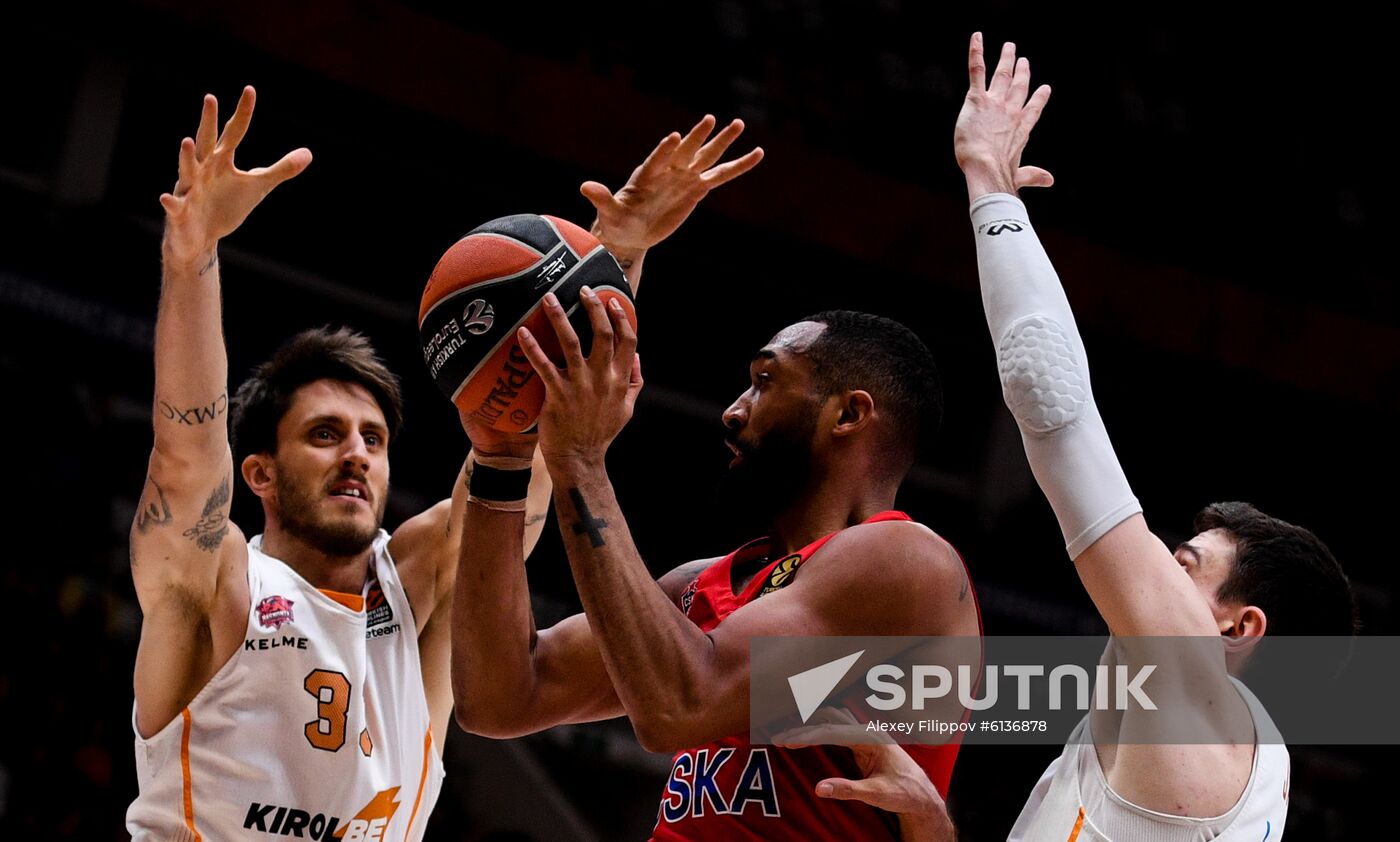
top-left (257, 595), bottom-right (295, 630)
top-left (365, 576), bottom-right (401, 639)
top-left (758, 554), bottom-right (804, 597)
top-left (366, 578), bottom-right (393, 627)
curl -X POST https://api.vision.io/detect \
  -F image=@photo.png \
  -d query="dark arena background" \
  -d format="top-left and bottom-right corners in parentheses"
top-left (3, 2), bottom-right (1394, 838)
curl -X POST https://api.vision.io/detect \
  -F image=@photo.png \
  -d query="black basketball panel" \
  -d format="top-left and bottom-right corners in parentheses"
top-left (467, 213), bottom-right (561, 254)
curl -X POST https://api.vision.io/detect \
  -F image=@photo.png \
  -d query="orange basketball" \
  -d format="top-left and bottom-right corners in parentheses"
top-left (419, 214), bottom-right (638, 432)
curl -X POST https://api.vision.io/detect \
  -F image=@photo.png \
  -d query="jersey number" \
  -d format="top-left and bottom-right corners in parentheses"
top-left (304, 669), bottom-right (351, 752)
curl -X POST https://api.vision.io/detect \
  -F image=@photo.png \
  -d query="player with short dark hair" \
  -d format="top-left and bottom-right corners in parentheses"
top-left (1193, 501), bottom-right (1356, 638)
top-left (230, 325), bottom-right (406, 459)
top-left (799, 309), bottom-right (944, 463)
top-left (124, 87), bottom-right (758, 840)
top-left (451, 255), bottom-right (982, 837)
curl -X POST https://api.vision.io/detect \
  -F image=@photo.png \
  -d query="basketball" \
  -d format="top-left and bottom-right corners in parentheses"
top-left (419, 213), bottom-right (638, 432)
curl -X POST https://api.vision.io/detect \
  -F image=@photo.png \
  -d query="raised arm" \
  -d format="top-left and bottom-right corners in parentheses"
top-left (955, 34), bottom-right (1254, 817)
top-left (448, 411), bottom-right (712, 737)
top-left (954, 35), bottom-right (1217, 638)
top-left (582, 114), bottom-right (763, 294)
top-left (131, 87), bottom-right (311, 738)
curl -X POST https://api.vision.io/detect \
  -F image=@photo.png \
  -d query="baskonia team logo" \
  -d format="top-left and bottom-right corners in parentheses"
top-left (257, 595), bottom-right (296, 630)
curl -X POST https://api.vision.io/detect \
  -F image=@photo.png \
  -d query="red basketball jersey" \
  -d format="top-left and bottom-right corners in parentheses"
top-left (650, 511), bottom-right (977, 841)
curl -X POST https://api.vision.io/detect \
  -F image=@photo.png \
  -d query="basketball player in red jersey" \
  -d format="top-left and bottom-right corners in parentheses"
top-left (127, 86), bottom-right (758, 839)
top-left (452, 212), bottom-right (979, 836)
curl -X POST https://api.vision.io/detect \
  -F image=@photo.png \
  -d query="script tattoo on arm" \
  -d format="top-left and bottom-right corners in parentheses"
top-left (568, 488), bottom-right (609, 548)
top-left (198, 253), bottom-right (218, 276)
top-left (183, 475), bottom-right (231, 553)
top-left (158, 392), bottom-right (229, 426)
top-left (135, 478), bottom-right (173, 534)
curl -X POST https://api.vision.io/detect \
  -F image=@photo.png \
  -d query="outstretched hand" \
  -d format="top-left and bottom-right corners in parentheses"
top-left (160, 86), bottom-right (312, 265)
top-left (954, 33), bottom-right (1052, 201)
top-left (582, 115), bottom-right (763, 273)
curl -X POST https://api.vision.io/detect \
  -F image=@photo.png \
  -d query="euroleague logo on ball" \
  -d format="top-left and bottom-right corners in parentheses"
top-left (462, 299), bottom-right (495, 335)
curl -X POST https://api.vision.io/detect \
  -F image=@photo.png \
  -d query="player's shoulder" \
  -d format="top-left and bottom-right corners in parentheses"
top-left (817, 518), bottom-right (962, 572)
top-left (657, 556), bottom-right (724, 602)
top-left (387, 499), bottom-right (452, 576)
top-left (389, 498), bottom-right (452, 550)
top-left (798, 519), bottom-right (967, 608)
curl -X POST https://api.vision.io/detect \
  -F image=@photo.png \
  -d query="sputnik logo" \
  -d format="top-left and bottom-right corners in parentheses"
top-left (787, 651), bottom-right (864, 723)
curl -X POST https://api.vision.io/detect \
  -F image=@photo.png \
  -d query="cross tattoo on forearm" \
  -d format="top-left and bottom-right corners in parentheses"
top-left (568, 488), bottom-right (609, 548)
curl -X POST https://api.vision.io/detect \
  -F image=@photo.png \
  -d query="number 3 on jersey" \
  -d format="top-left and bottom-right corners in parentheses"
top-left (304, 669), bottom-right (351, 752)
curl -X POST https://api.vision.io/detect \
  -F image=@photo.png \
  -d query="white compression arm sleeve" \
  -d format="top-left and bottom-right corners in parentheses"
top-left (970, 193), bottom-right (1141, 558)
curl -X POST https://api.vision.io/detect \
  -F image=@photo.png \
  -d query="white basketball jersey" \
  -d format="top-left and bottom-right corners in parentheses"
top-left (1008, 678), bottom-right (1288, 842)
top-left (127, 531), bottom-right (444, 841)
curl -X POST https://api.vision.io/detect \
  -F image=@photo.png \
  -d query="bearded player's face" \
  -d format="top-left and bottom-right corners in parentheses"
top-left (720, 323), bottom-right (826, 516)
top-left (269, 379), bottom-right (391, 557)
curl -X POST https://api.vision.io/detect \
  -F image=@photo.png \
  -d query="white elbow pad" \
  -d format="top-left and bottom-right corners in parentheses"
top-left (999, 315), bottom-right (1087, 434)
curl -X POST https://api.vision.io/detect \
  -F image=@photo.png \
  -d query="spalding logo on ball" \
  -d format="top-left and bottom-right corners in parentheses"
top-left (419, 214), bottom-right (638, 432)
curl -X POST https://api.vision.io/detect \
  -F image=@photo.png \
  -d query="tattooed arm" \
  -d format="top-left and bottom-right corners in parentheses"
top-left (130, 86), bottom-right (309, 739)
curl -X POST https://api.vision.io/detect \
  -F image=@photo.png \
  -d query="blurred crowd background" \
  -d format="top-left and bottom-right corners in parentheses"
top-left (2, 1), bottom-right (1393, 838)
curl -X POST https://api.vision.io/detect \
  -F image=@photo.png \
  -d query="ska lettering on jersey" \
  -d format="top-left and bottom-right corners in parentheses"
top-left (661, 746), bottom-right (780, 822)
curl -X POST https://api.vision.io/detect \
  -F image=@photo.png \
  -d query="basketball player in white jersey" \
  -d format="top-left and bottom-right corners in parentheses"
top-left (126, 86), bottom-right (760, 840)
top-left (821, 34), bottom-right (1357, 841)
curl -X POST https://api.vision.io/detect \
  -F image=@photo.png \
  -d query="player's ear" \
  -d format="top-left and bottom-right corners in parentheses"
top-left (831, 390), bottom-right (875, 438)
top-left (242, 453), bottom-right (275, 500)
top-left (1228, 605), bottom-right (1267, 639)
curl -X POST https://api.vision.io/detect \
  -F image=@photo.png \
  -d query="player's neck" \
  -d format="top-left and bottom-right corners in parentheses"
top-left (767, 478), bottom-right (897, 557)
top-left (260, 526), bottom-right (374, 594)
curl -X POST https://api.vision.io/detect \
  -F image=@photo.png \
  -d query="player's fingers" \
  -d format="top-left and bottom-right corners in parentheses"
top-left (701, 147), bottom-right (764, 188)
top-left (693, 118), bottom-right (744, 170)
top-left (1021, 84), bottom-right (1052, 132)
top-left (218, 85), bottom-right (257, 152)
top-left (609, 298), bottom-right (637, 371)
top-left (637, 132), bottom-right (683, 179)
top-left (579, 287), bottom-right (615, 369)
top-left (177, 137), bottom-right (197, 188)
top-left (1015, 166), bottom-right (1055, 189)
top-left (579, 180), bottom-right (616, 212)
top-left (1009, 56), bottom-right (1031, 104)
top-left (195, 94), bottom-right (218, 161)
top-left (967, 31), bottom-right (986, 92)
top-left (815, 777), bottom-right (891, 806)
top-left (623, 353), bottom-right (644, 413)
top-left (989, 41), bottom-right (1017, 96)
top-left (253, 147), bottom-right (313, 188)
top-left (676, 114), bottom-right (717, 159)
top-left (541, 291), bottom-right (587, 370)
top-left (158, 192), bottom-right (182, 214)
top-left (516, 327), bottom-right (565, 392)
